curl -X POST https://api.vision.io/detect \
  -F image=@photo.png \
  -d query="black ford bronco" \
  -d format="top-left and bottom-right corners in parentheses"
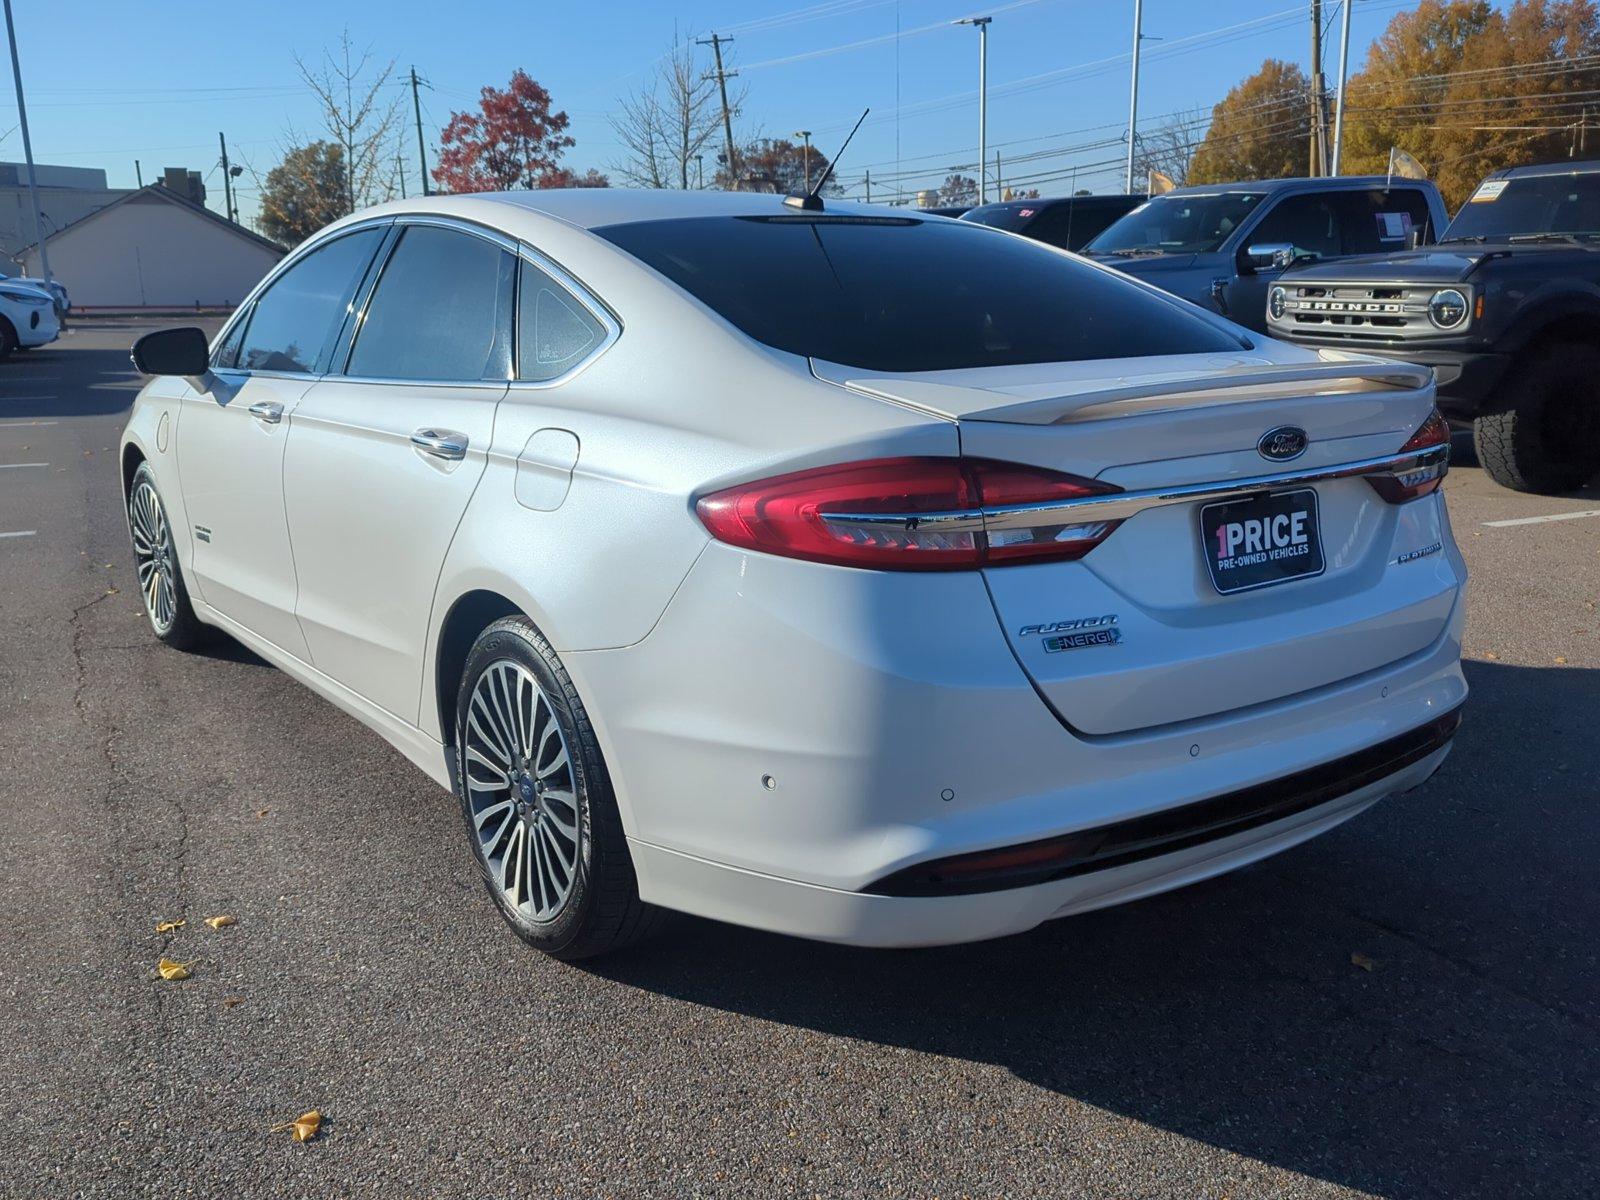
top-left (1268, 160), bottom-right (1600, 493)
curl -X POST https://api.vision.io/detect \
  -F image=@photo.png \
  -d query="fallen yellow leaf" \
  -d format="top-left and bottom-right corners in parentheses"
top-left (205, 915), bottom-right (236, 930)
top-left (255, 808), bottom-right (270, 819)
top-left (1554, 657), bottom-right (1568, 665)
top-left (223, 996), bottom-right (246, 1009)
top-left (271, 1110), bottom-right (322, 1143)
top-left (156, 958), bottom-right (193, 981)
top-left (155, 919), bottom-right (185, 933)
top-left (1350, 952), bottom-right (1376, 972)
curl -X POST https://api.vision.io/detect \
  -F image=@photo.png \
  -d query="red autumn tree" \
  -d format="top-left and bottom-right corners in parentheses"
top-left (433, 69), bottom-right (609, 192)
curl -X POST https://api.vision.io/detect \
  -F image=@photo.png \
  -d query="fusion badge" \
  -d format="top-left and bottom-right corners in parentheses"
top-left (1019, 614), bottom-right (1122, 653)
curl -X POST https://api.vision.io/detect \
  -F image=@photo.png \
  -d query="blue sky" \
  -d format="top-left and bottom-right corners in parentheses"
top-left (6, 0), bottom-right (1431, 220)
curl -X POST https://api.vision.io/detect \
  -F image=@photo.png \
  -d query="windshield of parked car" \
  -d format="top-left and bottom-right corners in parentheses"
top-left (1085, 191), bottom-right (1266, 256)
top-left (1441, 172), bottom-right (1600, 243)
top-left (597, 215), bottom-right (1245, 372)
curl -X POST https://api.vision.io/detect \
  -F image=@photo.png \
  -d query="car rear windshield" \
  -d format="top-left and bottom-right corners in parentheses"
top-left (960, 202), bottom-right (1036, 232)
top-left (596, 215), bottom-right (1243, 372)
top-left (1086, 191), bottom-right (1266, 256)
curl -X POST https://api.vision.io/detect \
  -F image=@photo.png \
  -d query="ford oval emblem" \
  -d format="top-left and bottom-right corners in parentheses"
top-left (1257, 425), bottom-right (1309, 462)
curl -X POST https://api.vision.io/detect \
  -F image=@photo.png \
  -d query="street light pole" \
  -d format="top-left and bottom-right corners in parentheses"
top-left (3, 0), bottom-right (50, 286)
top-left (794, 130), bottom-right (813, 192)
top-left (1125, 0), bottom-right (1143, 194)
top-left (1331, 0), bottom-right (1354, 175)
top-left (954, 16), bottom-right (992, 204)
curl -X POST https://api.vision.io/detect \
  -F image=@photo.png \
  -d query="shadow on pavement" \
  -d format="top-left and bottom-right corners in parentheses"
top-left (0, 343), bottom-right (143, 420)
top-left (591, 658), bottom-right (1599, 1197)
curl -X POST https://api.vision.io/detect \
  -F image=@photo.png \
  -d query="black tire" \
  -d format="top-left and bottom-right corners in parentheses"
top-left (0, 319), bottom-right (16, 361)
top-left (126, 463), bottom-right (208, 650)
top-left (1472, 342), bottom-right (1600, 493)
top-left (453, 616), bottom-right (664, 960)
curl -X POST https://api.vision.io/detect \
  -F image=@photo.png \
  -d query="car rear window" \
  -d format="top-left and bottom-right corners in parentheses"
top-left (596, 215), bottom-right (1243, 372)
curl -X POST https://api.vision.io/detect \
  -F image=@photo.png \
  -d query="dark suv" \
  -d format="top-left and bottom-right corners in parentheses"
top-left (961, 194), bottom-right (1146, 252)
top-left (1269, 160), bottom-right (1600, 493)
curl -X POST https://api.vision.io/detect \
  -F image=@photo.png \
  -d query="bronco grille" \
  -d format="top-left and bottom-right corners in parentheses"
top-left (1271, 282), bottom-right (1449, 342)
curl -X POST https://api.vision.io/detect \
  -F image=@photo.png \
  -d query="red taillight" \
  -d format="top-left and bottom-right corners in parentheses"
top-left (1368, 409), bottom-right (1451, 503)
top-left (695, 456), bottom-right (1122, 571)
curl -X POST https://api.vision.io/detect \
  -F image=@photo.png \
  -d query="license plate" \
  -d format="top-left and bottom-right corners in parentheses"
top-left (1200, 488), bottom-right (1325, 595)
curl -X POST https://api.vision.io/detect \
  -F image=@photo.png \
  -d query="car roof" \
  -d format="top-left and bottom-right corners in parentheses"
top-left (971, 194), bottom-right (1144, 214)
top-left (1161, 175), bottom-right (1426, 196)
top-left (1489, 158), bottom-right (1600, 180)
top-left (451, 187), bottom-right (929, 230)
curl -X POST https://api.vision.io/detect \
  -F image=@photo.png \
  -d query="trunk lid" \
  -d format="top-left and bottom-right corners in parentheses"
top-left (815, 346), bottom-right (1459, 736)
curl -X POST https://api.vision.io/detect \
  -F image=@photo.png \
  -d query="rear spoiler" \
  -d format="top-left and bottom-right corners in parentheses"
top-left (817, 353), bottom-right (1434, 426)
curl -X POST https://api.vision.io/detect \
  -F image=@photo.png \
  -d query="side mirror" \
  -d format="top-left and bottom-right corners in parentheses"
top-left (1404, 228), bottom-right (1425, 251)
top-left (131, 326), bottom-right (211, 380)
top-left (1242, 242), bottom-right (1296, 273)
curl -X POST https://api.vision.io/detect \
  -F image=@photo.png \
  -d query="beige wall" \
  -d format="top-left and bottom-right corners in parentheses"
top-left (18, 194), bottom-right (282, 308)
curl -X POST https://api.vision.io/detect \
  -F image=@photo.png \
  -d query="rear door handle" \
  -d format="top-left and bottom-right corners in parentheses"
top-left (410, 428), bottom-right (469, 461)
top-left (248, 401), bottom-right (283, 424)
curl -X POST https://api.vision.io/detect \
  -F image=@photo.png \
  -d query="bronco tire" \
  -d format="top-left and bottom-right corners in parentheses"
top-left (1473, 341), bottom-right (1600, 493)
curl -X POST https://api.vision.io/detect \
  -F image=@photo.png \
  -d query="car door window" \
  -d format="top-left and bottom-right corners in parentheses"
top-left (1247, 194), bottom-right (1342, 262)
top-left (517, 260), bottom-right (608, 382)
top-left (211, 307), bottom-right (249, 369)
top-left (347, 224), bottom-right (516, 381)
top-left (1336, 188), bottom-right (1433, 254)
top-left (237, 227), bottom-right (384, 374)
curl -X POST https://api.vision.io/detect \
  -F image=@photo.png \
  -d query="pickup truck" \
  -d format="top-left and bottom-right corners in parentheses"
top-left (1268, 159), bottom-right (1600, 493)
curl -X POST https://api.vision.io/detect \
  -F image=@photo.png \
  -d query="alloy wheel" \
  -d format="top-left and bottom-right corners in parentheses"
top-left (462, 659), bottom-right (582, 921)
top-left (129, 480), bottom-right (177, 634)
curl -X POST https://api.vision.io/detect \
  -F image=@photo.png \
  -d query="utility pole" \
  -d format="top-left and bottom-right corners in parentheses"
top-left (865, 169), bottom-right (871, 203)
top-left (3, 0), bottom-right (48, 285)
top-left (397, 153), bottom-right (407, 199)
top-left (954, 16), bottom-right (992, 203)
top-left (218, 132), bottom-right (236, 223)
top-left (699, 33), bottom-right (739, 189)
top-left (695, 154), bottom-right (704, 189)
top-left (410, 65), bottom-right (431, 196)
top-left (995, 150), bottom-right (1002, 200)
top-left (1330, 0), bottom-right (1353, 174)
top-left (134, 160), bottom-right (143, 188)
top-left (795, 130), bottom-right (813, 191)
top-left (1309, 0), bottom-right (1327, 176)
top-left (1125, 0), bottom-right (1143, 194)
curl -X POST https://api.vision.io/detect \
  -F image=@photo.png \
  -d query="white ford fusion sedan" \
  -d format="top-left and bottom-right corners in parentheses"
top-left (121, 189), bottom-right (1466, 959)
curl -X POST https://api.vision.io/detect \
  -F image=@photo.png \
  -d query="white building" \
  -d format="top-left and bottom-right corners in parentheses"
top-left (17, 185), bottom-right (284, 310)
top-left (0, 162), bottom-right (128, 258)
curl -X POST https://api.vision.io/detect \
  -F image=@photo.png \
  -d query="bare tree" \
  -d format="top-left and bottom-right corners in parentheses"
top-left (1135, 109), bottom-right (1205, 189)
top-left (612, 38), bottom-right (740, 189)
top-left (295, 29), bottom-right (403, 213)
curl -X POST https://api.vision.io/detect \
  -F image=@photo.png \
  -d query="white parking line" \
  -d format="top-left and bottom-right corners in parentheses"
top-left (1483, 509), bottom-right (1600, 528)
top-left (0, 462), bottom-right (47, 469)
top-left (0, 419), bottom-right (56, 426)
top-left (0, 530), bottom-right (36, 539)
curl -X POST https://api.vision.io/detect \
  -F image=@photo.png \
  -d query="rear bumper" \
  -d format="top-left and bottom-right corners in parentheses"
top-left (629, 734), bottom-right (1454, 948)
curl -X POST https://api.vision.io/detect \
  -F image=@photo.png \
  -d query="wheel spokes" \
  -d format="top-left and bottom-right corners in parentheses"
top-left (464, 657), bottom-right (581, 922)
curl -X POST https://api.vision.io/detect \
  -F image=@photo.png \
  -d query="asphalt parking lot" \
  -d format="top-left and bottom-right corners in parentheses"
top-left (1, 318), bottom-right (1595, 1199)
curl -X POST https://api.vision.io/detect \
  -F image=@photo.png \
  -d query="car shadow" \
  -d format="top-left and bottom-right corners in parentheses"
top-left (0, 343), bottom-right (145, 420)
top-left (586, 658), bottom-right (1599, 1197)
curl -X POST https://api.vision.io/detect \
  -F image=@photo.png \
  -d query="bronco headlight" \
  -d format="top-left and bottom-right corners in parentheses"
top-left (1428, 288), bottom-right (1468, 329)
top-left (1268, 286), bottom-right (1287, 320)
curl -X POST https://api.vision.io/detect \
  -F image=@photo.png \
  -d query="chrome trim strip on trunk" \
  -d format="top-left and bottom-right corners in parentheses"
top-left (819, 443), bottom-right (1448, 535)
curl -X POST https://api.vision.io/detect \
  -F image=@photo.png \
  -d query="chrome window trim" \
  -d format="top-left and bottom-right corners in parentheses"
top-left (507, 243), bottom-right (622, 392)
top-left (816, 444), bottom-right (1450, 536)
